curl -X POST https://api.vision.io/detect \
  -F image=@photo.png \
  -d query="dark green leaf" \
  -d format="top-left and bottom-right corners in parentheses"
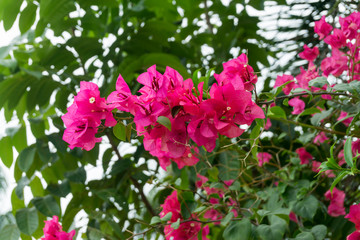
top-left (32, 195), bottom-right (61, 217)
top-left (15, 207), bottom-right (38, 235)
top-left (64, 167), bottom-right (86, 183)
top-left (311, 225), bottom-right (327, 240)
top-left (0, 224), bottom-right (20, 240)
top-left (17, 146), bottom-right (36, 172)
top-left (223, 218), bottom-right (251, 240)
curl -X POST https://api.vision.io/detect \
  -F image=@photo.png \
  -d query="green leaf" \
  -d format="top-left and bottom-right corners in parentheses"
top-left (170, 218), bottom-right (180, 230)
top-left (29, 176), bottom-right (44, 197)
top-left (32, 195), bottom-right (61, 217)
top-left (250, 125), bottom-right (261, 158)
top-left (268, 106), bottom-right (286, 119)
top-left (330, 170), bottom-right (350, 193)
top-left (15, 207), bottom-right (38, 235)
top-left (221, 212), bottom-right (234, 227)
top-left (310, 109), bottom-right (332, 126)
top-left (223, 218), bottom-right (251, 240)
top-left (293, 195), bottom-right (318, 219)
top-left (219, 151), bottom-right (240, 181)
top-left (64, 167), bottom-right (86, 183)
top-left (19, 2), bottom-right (37, 33)
top-left (2, 0), bottom-right (23, 31)
top-left (311, 225), bottom-right (327, 240)
top-left (17, 146), bottom-right (36, 172)
top-left (0, 224), bottom-right (20, 240)
top-left (0, 137), bottom-right (13, 168)
top-left (157, 116), bottom-right (172, 131)
top-left (160, 212), bottom-right (172, 222)
top-left (344, 137), bottom-right (354, 167)
top-left (308, 77), bottom-right (328, 88)
top-left (150, 216), bottom-right (161, 225)
top-left (46, 179), bottom-right (71, 198)
top-left (15, 176), bottom-right (30, 200)
top-left (29, 118), bottom-right (46, 139)
top-left (295, 232), bottom-right (315, 240)
top-left (113, 123), bottom-right (126, 141)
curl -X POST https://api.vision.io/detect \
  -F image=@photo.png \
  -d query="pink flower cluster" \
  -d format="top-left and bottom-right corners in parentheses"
top-left (160, 191), bottom-right (209, 240)
top-left (346, 204), bottom-right (360, 240)
top-left (256, 152), bottom-right (272, 167)
top-left (61, 54), bottom-right (264, 170)
top-left (273, 12), bottom-right (360, 116)
top-left (324, 187), bottom-right (346, 217)
top-left (62, 82), bottom-right (116, 151)
top-left (107, 55), bottom-right (264, 170)
top-left (196, 174), bottom-right (238, 222)
top-left (41, 216), bottom-right (75, 240)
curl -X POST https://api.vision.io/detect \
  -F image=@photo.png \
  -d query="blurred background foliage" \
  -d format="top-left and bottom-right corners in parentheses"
top-left (0, 0), bottom-right (359, 239)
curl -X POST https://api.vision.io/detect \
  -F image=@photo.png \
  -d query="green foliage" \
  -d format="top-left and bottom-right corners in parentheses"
top-left (0, 1), bottom-right (359, 240)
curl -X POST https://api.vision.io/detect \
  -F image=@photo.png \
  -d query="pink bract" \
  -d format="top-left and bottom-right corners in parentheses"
top-left (314, 16), bottom-right (333, 40)
top-left (274, 74), bottom-right (295, 95)
top-left (257, 152), bottom-right (272, 167)
top-left (288, 98), bottom-right (305, 115)
top-left (299, 44), bottom-right (319, 62)
top-left (41, 216), bottom-right (75, 240)
top-left (345, 204), bottom-right (360, 229)
top-left (324, 187), bottom-right (346, 217)
top-left (296, 147), bottom-right (312, 165)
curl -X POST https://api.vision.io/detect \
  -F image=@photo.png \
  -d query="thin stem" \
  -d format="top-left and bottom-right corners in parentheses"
top-left (268, 116), bottom-right (360, 138)
top-left (257, 91), bottom-right (353, 105)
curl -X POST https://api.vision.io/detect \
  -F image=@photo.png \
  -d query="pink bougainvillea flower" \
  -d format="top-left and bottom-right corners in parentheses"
top-left (313, 132), bottom-right (329, 145)
top-left (324, 187), bottom-right (346, 217)
top-left (339, 12), bottom-right (360, 39)
top-left (338, 150), bottom-right (346, 166)
top-left (160, 191), bottom-right (181, 222)
top-left (314, 15), bottom-right (333, 40)
top-left (41, 216), bottom-right (76, 240)
top-left (204, 208), bottom-right (222, 224)
top-left (274, 74), bottom-right (295, 95)
top-left (74, 81), bottom-right (116, 127)
top-left (345, 204), bottom-right (360, 229)
top-left (62, 116), bottom-right (102, 151)
top-left (296, 147), bottom-right (313, 165)
top-left (347, 230), bottom-right (360, 240)
top-left (324, 29), bottom-right (347, 49)
top-left (107, 74), bottom-right (137, 114)
top-left (321, 48), bottom-right (348, 77)
top-left (338, 111), bottom-right (354, 126)
top-left (289, 211), bottom-right (298, 223)
top-left (196, 174), bottom-right (208, 188)
top-left (164, 220), bottom-right (202, 240)
top-left (299, 44), bottom-right (319, 62)
top-left (288, 97), bottom-right (305, 115)
top-left (296, 62), bottom-right (319, 90)
top-left (265, 118), bottom-right (272, 130)
top-left (257, 152), bottom-right (272, 167)
top-left (352, 139), bottom-right (360, 156)
top-left (214, 53), bottom-right (257, 91)
top-left (137, 65), bottom-right (168, 102)
top-left (160, 190), bottom-right (208, 240)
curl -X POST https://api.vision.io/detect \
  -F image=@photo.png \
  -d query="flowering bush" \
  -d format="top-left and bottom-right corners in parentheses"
top-left (2, 3), bottom-right (360, 240)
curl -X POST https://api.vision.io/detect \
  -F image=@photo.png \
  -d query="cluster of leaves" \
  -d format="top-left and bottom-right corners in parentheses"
top-left (0, 1), bottom-right (360, 240)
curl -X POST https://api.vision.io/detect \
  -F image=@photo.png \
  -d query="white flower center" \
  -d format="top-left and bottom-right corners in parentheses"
top-left (227, 106), bottom-right (231, 111)
top-left (190, 223), bottom-right (195, 227)
top-left (187, 153), bottom-right (192, 158)
top-left (89, 97), bottom-right (95, 103)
